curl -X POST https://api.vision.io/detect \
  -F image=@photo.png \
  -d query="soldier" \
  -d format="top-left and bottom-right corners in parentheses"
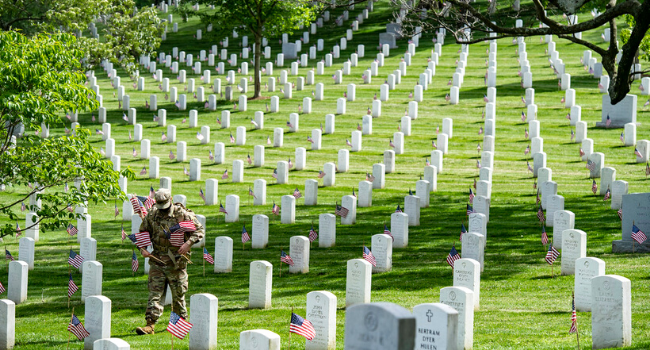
top-left (135, 189), bottom-right (204, 335)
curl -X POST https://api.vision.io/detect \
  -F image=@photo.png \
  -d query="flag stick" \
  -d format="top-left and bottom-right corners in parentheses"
top-left (203, 251), bottom-right (205, 277)
top-left (288, 307), bottom-right (294, 350)
top-left (132, 248), bottom-right (135, 277)
top-left (574, 292), bottom-right (581, 349)
top-left (68, 267), bottom-right (71, 308)
top-left (171, 304), bottom-right (174, 350)
top-left (67, 307), bottom-right (74, 350)
top-left (280, 248), bottom-right (282, 278)
top-left (632, 221), bottom-right (635, 254)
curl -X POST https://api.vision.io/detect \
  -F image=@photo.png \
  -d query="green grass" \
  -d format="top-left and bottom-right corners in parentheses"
top-left (2, 1), bottom-right (650, 349)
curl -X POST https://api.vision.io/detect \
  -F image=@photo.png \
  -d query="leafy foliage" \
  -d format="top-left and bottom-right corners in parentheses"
top-left (176, 0), bottom-right (319, 98)
top-left (0, 31), bottom-right (131, 238)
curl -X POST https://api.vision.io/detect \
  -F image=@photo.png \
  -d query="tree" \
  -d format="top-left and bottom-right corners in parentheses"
top-left (0, 31), bottom-right (132, 238)
top-left (177, 0), bottom-right (319, 99)
top-left (0, 0), bottom-right (165, 75)
top-left (394, 0), bottom-right (650, 105)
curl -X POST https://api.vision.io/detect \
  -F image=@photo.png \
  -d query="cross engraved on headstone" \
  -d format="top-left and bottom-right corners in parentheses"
top-left (426, 309), bottom-right (433, 322)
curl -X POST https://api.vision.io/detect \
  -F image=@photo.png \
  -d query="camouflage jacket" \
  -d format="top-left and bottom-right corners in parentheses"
top-left (138, 203), bottom-right (205, 266)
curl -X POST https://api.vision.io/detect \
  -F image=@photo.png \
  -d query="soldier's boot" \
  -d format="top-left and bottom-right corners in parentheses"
top-left (136, 321), bottom-right (155, 335)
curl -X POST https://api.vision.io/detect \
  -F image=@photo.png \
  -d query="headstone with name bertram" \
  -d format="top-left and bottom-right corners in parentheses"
top-left (189, 293), bottom-right (218, 350)
top-left (346, 259), bottom-right (372, 307)
top-left (306, 291), bottom-right (337, 350)
top-left (440, 286), bottom-right (475, 350)
top-left (239, 329), bottom-right (280, 350)
top-left (575, 257), bottom-right (606, 312)
top-left (344, 303), bottom-right (415, 349)
top-left (249, 260), bottom-right (273, 309)
top-left (413, 303), bottom-right (459, 350)
top-left (214, 236), bottom-right (233, 273)
top-left (84, 295), bottom-right (111, 350)
top-left (560, 229), bottom-right (587, 275)
top-left (591, 275), bottom-right (631, 348)
top-left (612, 192), bottom-right (650, 253)
top-left (453, 258), bottom-right (481, 310)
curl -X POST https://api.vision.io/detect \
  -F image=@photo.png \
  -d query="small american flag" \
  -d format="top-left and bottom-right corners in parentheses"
top-left (222, 170), bottom-right (229, 180)
top-left (635, 148), bottom-right (643, 158)
top-left (606, 115), bottom-right (611, 127)
top-left (247, 154), bottom-right (252, 165)
top-left (541, 226), bottom-right (549, 245)
top-left (242, 225), bottom-right (251, 243)
top-left (114, 204), bottom-right (119, 217)
top-left (68, 250), bottom-right (84, 269)
top-left (288, 158), bottom-right (293, 168)
top-left (267, 136), bottom-right (271, 145)
top-left (466, 204), bottom-right (474, 216)
top-left (121, 224), bottom-right (126, 241)
top-left (230, 133), bottom-right (235, 143)
top-left (140, 167), bottom-right (147, 175)
top-left (592, 180), bottom-right (598, 194)
top-left (346, 139), bottom-right (352, 147)
top-left (293, 188), bottom-right (302, 199)
top-left (389, 139), bottom-right (395, 148)
top-left (132, 252), bottom-right (139, 272)
top-left (335, 204), bottom-right (349, 218)
top-left (0, 281), bottom-right (4, 294)
top-left (603, 188), bottom-right (611, 201)
top-left (272, 202), bottom-right (280, 216)
top-left (446, 245), bottom-right (460, 268)
top-left (569, 295), bottom-right (578, 334)
top-left (525, 128), bottom-right (529, 139)
top-left (130, 232), bottom-right (152, 248)
top-left (219, 203), bottom-right (228, 214)
top-left (249, 187), bottom-right (256, 199)
top-left (527, 161), bottom-right (534, 173)
top-left (68, 273), bottom-right (79, 297)
top-left (366, 173), bottom-right (375, 182)
top-left (21, 202), bottom-right (25, 212)
top-left (68, 315), bottom-right (90, 340)
top-left (537, 206), bottom-right (545, 223)
top-left (525, 145), bottom-right (530, 155)
top-left (363, 246), bottom-right (377, 266)
top-left (15, 223), bottom-right (21, 238)
top-left (395, 204), bottom-right (402, 213)
top-left (169, 151), bottom-right (175, 160)
top-left (168, 312), bottom-right (193, 339)
top-left (287, 121), bottom-right (294, 128)
top-left (132, 147), bottom-right (137, 157)
top-left (571, 129), bottom-right (575, 141)
top-left (618, 208), bottom-right (623, 221)
top-left (309, 225), bottom-right (318, 242)
top-left (586, 160), bottom-right (596, 171)
top-left (280, 250), bottom-right (294, 266)
top-left (200, 188), bottom-right (206, 204)
top-left (460, 223), bottom-right (467, 241)
top-left (167, 221), bottom-right (196, 247)
top-left (67, 224), bottom-right (78, 236)
top-left (632, 224), bottom-right (647, 244)
top-left (290, 313), bottom-right (316, 340)
top-left (203, 248), bottom-right (214, 264)
top-left (579, 148), bottom-right (586, 157)
top-left (384, 224), bottom-right (394, 241)
top-left (545, 244), bottom-right (559, 265)
top-left (476, 160), bottom-right (481, 169)
top-left (469, 188), bottom-right (475, 204)
top-left (272, 168), bottom-right (278, 179)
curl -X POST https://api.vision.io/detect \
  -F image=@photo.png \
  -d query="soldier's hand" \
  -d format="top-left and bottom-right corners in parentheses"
top-left (140, 249), bottom-right (152, 258)
top-left (178, 242), bottom-right (191, 255)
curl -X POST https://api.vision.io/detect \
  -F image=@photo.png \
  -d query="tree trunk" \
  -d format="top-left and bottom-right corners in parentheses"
top-left (254, 33), bottom-right (262, 99)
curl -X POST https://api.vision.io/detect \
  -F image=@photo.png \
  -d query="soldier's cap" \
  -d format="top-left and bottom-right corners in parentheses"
top-left (154, 189), bottom-right (172, 209)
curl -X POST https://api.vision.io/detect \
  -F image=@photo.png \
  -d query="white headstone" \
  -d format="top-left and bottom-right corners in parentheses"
top-left (346, 259), bottom-right (372, 307)
top-left (248, 260), bottom-right (273, 309)
top-left (591, 275), bottom-right (631, 348)
top-left (439, 286), bottom-right (474, 350)
top-left (214, 236), bottom-right (233, 273)
top-left (189, 293), bottom-right (219, 350)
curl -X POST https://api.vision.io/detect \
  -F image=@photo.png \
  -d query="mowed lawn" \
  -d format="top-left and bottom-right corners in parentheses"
top-left (1, 1), bottom-right (650, 349)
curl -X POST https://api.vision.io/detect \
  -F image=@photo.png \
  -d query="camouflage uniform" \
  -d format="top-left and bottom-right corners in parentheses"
top-left (138, 202), bottom-right (204, 323)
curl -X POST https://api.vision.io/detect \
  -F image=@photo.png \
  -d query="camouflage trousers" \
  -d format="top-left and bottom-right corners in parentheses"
top-left (145, 263), bottom-right (189, 323)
